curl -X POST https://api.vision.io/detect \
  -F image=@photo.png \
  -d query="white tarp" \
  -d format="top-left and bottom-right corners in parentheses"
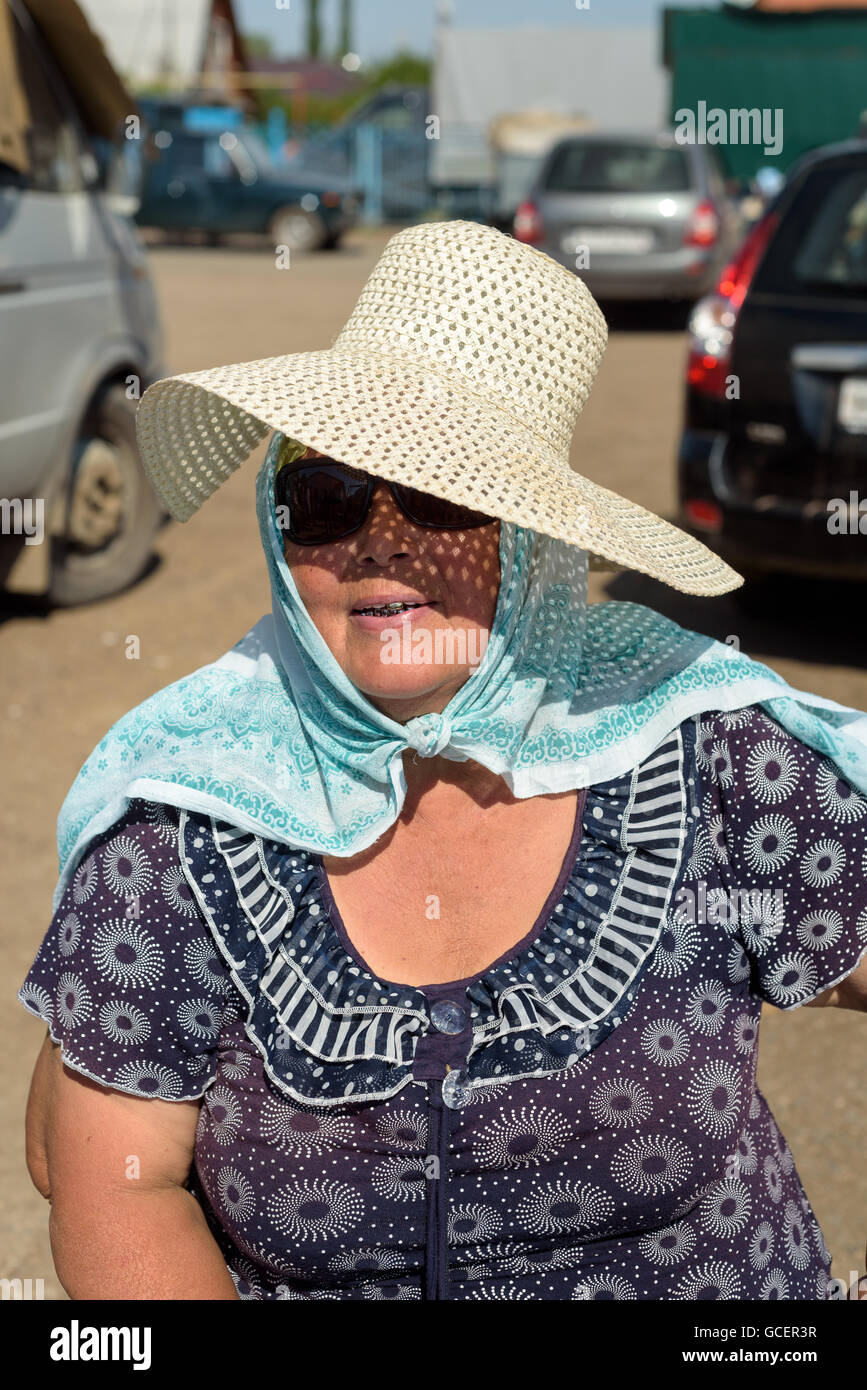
top-left (431, 25), bottom-right (668, 186)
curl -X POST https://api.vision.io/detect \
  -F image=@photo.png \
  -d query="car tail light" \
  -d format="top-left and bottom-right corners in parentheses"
top-left (683, 199), bottom-right (720, 248)
top-left (513, 200), bottom-right (544, 244)
top-left (321, 190), bottom-right (341, 207)
top-left (685, 209), bottom-right (780, 397)
top-left (718, 209), bottom-right (780, 310)
top-left (683, 498), bottom-right (724, 533)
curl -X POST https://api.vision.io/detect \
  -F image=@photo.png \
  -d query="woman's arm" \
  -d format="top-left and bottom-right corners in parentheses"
top-left (26, 1033), bottom-right (239, 1300)
top-left (804, 954), bottom-right (867, 1012)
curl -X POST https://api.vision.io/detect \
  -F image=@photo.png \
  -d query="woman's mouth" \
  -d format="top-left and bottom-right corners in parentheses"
top-left (350, 599), bottom-right (437, 629)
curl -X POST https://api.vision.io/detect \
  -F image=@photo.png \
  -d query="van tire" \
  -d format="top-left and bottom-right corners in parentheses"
top-left (48, 385), bottom-right (163, 607)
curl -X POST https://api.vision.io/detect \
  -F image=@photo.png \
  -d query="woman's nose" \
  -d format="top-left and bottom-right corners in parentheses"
top-left (356, 482), bottom-right (418, 564)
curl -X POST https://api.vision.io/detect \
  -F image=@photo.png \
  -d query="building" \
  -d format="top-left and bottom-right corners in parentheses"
top-left (246, 56), bottom-right (362, 99)
top-left (80, 0), bottom-right (254, 107)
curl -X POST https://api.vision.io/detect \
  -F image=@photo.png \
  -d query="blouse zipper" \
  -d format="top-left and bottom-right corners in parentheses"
top-left (425, 1078), bottom-right (451, 1300)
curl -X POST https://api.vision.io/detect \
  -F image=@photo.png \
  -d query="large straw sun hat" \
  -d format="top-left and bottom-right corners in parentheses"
top-left (135, 218), bottom-right (741, 596)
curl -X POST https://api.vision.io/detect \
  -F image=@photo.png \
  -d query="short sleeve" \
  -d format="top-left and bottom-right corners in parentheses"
top-left (694, 706), bottom-right (867, 1008)
top-left (18, 798), bottom-right (239, 1099)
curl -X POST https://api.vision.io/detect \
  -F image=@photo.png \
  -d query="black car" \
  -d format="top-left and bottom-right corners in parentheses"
top-left (678, 141), bottom-right (867, 586)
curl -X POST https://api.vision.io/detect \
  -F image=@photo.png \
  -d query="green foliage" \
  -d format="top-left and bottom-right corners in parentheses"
top-left (244, 33), bottom-right (275, 59)
top-left (364, 51), bottom-right (431, 91)
top-left (306, 0), bottom-right (321, 60)
top-left (263, 50), bottom-right (431, 134)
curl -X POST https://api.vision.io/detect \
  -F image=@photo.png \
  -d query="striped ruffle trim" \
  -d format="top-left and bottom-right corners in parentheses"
top-left (177, 724), bottom-right (690, 1103)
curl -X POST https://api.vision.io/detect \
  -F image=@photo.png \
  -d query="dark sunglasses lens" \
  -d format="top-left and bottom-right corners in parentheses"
top-left (393, 484), bottom-right (494, 530)
top-left (278, 464), bottom-right (369, 543)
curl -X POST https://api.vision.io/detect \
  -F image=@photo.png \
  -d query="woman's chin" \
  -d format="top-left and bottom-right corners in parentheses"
top-left (349, 661), bottom-right (472, 713)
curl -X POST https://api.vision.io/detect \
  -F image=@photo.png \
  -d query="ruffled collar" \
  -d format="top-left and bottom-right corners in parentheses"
top-left (178, 721), bottom-right (692, 1106)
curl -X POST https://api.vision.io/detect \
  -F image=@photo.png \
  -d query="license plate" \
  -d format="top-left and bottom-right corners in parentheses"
top-left (561, 226), bottom-right (654, 256)
top-left (838, 377), bottom-right (867, 433)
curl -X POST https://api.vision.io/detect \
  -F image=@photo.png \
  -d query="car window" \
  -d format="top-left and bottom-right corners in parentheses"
top-left (542, 142), bottom-right (692, 194)
top-left (234, 131), bottom-right (273, 175)
top-left (203, 138), bottom-right (235, 178)
top-left (165, 134), bottom-right (207, 173)
top-left (792, 170), bottom-right (867, 287)
top-left (702, 148), bottom-right (728, 199)
top-left (7, 8), bottom-right (83, 193)
top-left (753, 164), bottom-right (867, 297)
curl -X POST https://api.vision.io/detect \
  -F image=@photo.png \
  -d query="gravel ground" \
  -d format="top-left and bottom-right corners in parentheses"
top-left (1, 224), bottom-right (864, 1298)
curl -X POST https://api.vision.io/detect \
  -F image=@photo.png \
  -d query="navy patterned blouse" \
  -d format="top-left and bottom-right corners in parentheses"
top-left (18, 707), bottom-right (867, 1300)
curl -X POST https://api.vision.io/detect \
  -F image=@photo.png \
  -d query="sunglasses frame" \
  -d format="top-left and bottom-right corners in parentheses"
top-left (274, 458), bottom-right (495, 546)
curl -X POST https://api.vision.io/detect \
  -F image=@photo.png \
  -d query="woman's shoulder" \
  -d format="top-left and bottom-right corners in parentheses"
top-left (19, 797), bottom-right (240, 1102)
top-left (688, 702), bottom-right (867, 808)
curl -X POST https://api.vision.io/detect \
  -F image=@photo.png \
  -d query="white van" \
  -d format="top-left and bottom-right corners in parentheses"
top-left (0, 0), bottom-right (165, 605)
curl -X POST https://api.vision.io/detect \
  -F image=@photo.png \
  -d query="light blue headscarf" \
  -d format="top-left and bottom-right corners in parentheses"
top-left (52, 431), bottom-right (867, 912)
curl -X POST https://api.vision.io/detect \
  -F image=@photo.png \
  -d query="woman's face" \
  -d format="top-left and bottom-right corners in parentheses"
top-left (280, 448), bottom-right (501, 721)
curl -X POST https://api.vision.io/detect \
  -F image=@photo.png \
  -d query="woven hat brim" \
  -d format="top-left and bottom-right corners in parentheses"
top-left (136, 347), bottom-right (742, 598)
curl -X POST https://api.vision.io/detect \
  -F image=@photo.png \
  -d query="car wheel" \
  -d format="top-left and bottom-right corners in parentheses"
top-left (268, 205), bottom-right (328, 253)
top-left (47, 384), bottom-right (163, 607)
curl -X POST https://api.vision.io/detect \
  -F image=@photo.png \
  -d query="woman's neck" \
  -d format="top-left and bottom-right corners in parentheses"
top-left (400, 748), bottom-right (515, 814)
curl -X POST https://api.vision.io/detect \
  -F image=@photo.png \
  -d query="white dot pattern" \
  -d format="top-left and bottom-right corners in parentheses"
top-left (18, 707), bottom-right (866, 1298)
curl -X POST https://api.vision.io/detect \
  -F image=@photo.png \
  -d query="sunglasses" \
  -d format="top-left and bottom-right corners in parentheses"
top-left (274, 458), bottom-right (495, 546)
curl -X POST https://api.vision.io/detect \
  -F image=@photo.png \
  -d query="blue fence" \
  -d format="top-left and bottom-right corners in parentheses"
top-left (252, 110), bottom-right (434, 223)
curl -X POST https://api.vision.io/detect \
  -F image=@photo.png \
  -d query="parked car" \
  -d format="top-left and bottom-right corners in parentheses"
top-left (678, 140), bottom-right (867, 587)
top-left (136, 120), bottom-right (361, 252)
top-left (0, 0), bottom-right (166, 606)
top-left (513, 131), bottom-right (740, 302)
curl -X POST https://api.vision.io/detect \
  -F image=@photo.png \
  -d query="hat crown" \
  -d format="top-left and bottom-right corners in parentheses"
top-left (331, 220), bottom-right (607, 454)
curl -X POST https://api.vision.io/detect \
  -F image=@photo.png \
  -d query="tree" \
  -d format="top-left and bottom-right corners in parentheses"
top-left (306, 0), bottom-right (321, 59)
top-left (365, 51), bottom-right (431, 90)
top-left (338, 0), bottom-right (352, 57)
top-left (244, 33), bottom-right (274, 59)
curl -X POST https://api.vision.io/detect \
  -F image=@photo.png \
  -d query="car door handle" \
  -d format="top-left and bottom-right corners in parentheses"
top-left (0, 278), bottom-right (25, 293)
top-left (791, 344), bottom-right (867, 372)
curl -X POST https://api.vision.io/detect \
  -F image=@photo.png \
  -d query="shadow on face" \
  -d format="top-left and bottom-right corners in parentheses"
top-left (278, 447), bottom-right (501, 720)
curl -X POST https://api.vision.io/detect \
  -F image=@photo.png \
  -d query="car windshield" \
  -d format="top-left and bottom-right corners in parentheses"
top-left (236, 130), bottom-right (275, 174)
top-left (543, 142), bottom-right (692, 194)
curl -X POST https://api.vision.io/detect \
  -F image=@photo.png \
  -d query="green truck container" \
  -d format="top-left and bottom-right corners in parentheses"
top-left (663, 6), bottom-right (867, 182)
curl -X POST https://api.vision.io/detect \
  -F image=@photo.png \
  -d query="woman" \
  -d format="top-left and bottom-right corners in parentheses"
top-left (20, 221), bottom-right (867, 1301)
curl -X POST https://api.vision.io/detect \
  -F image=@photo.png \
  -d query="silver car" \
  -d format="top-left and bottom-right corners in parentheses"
top-left (513, 131), bottom-right (740, 302)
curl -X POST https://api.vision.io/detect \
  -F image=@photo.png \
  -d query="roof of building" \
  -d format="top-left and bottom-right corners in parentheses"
top-left (246, 57), bottom-right (363, 96)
